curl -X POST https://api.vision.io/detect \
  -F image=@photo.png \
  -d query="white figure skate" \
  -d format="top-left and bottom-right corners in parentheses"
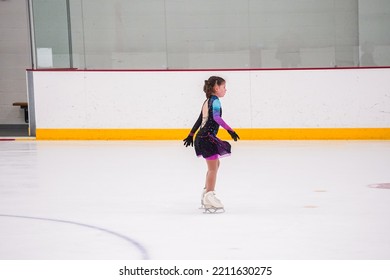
top-left (202, 191), bottom-right (225, 214)
top-left (199, 188), bottom-right (207, 209)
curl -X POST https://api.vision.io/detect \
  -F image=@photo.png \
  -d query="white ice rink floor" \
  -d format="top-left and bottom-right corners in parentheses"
top-left (0, 140), bottom-right (389, 260)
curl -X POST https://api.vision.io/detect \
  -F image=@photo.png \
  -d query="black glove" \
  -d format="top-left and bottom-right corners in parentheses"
top-left (228, 130), bottom-right (240, 141)
top-left (183, 135), bottom-right (194, 147)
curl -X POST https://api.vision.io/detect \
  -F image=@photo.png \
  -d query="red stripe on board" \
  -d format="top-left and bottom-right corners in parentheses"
top-left (26, 66), bottom-right (390, 72)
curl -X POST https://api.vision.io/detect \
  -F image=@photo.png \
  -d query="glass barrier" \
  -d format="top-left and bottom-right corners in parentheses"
top-left (30, 0), bottom-right (72, 68)
top-left (29, 0), bottom-right (390, 69)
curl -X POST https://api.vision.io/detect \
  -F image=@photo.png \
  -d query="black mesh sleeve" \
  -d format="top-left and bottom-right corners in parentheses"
top-left (189, 112), bottom-right (202, 136)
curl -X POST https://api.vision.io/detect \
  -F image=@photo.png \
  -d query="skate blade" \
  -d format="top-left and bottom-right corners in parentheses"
top-left (203, 207), bottom-right (225, 214)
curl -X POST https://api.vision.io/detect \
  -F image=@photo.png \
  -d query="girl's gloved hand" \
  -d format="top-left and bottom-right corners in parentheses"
top-left (228, 130), bottom-right (240, 141)
top-left (183, 135), bottom-right (194, 147)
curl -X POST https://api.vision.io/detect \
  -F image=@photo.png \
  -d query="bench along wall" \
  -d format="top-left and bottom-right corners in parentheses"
top-left (27, 68), bottom-right (390, 140)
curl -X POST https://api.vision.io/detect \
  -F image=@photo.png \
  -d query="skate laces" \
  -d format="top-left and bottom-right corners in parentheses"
top-left (211, 192), bottom-right (221, 203)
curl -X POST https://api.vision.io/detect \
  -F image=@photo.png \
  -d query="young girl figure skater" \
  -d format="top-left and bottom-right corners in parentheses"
top-left (183, 76), bottom-right (239, 213)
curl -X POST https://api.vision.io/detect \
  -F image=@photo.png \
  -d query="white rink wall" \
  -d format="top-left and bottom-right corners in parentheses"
top-left (29, 68), bottom-right (390, 130)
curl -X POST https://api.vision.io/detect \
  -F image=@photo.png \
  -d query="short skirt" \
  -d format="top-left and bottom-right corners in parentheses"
top-left (194, 133), bottom-right (231, 159)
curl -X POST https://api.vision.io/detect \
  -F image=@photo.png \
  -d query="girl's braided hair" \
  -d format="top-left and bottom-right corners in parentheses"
top-left (203, 76), bottom-right (225, 98)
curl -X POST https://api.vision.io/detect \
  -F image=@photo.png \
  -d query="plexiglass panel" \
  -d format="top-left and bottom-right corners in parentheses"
top-left (30, 0), bottom-right (390, 69)
top-left (31, 0), bottom-right (72, 68)
top-left (358, 0), bottom-right (390, 66)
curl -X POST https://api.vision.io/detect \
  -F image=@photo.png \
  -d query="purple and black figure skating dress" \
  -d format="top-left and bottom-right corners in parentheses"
top-left (189, 95), bottom-right (233, 159)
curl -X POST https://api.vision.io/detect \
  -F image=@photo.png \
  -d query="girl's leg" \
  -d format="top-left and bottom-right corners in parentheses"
top-left (205, 158), bottom-right (220, 193)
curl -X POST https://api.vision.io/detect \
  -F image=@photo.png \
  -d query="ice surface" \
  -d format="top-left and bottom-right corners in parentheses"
top-left (1, 140), bottom-right (389, 260)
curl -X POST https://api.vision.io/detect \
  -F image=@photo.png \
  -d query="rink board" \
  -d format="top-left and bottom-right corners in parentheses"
top-left (27, 68), bottom-right (390, 140)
